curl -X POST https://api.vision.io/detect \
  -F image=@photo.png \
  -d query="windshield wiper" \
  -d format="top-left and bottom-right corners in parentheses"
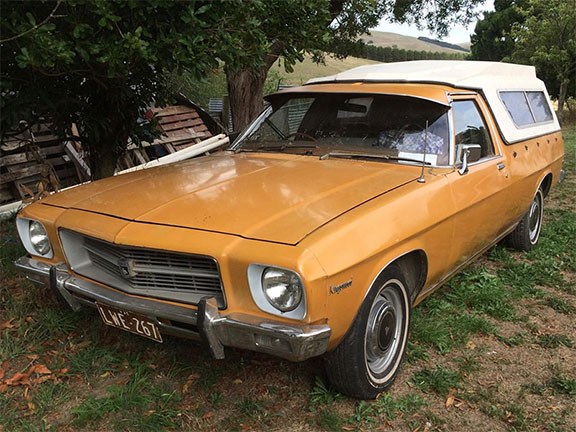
top-left (236, 144), bottom-right (318, 153)
top-left (320, 151), bottom-right (431, 165)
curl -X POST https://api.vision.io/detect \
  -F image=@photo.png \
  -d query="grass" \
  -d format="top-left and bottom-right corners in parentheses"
top-left (72, 363), bottom-right (182, 430)
top-left (411, 367), bottom-right (461, 396)
top-left (536, 334), bottom-right (573, 348)
top-left (315, 408), bottom-right (344, 431)
top-left (545, 296), bottom-right (575, 314)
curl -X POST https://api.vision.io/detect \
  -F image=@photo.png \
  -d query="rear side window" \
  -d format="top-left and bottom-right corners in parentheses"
top-left (527, 92), bottom-right (554, 123)
top-left (499, 91), bottom-right (553, 127)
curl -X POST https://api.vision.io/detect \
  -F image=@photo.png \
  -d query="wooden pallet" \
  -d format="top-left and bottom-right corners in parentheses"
top-left (0, 123), bottom-right (82, 204)
top-left (1, 105), bottom-right (220, 205)
top-left (115, 105), bottom-right (215, 172)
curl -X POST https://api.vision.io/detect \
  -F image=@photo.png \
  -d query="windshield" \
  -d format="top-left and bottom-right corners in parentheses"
top-left (233, 93), bottom-right (451, 166)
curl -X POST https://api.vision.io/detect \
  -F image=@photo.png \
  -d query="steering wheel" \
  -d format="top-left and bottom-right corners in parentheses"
top-left (285, 132), bottom-right (318, 142)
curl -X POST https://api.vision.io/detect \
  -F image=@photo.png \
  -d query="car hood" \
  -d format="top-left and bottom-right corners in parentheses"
top-left (44, 152), bottom-right (418, 245)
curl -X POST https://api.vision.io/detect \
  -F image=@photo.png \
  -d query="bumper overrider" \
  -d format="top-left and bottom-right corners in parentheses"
top-left (14, 256), bottom-right (331, 362)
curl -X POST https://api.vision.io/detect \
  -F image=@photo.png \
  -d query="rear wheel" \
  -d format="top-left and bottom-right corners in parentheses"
top-left (324, 265), bottom-right (411, 399)
top-left (506, 188), bottom-right (544, 251)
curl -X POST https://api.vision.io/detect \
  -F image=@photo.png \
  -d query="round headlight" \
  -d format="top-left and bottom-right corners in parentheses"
top-left (261, 267), bottom-right (303, 312)
top-left (29, 221), bottom-right (51, 256)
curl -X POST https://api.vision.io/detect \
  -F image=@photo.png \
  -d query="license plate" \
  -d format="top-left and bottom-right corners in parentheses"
top-left (96, 303), bottom-right (163, 343)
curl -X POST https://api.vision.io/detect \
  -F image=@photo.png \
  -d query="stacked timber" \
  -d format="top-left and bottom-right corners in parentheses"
top-left (0, 104), bottom-right (227, 207)
top-left (117, 105), bottom-right (215, 172)
top-left (0, 123), bottom-right (85, 205)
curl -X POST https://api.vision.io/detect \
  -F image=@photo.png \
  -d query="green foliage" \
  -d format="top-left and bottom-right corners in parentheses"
top-left (471, 0), bottom-right (576, 103)
top-left (510, 0), bottom-right (576, 102)
top-left (470, 0), bottom-right (526, 61)
top-left (1, 0), bottom-right (486, 168)
top-left (0, 0), bottom-right (252, 178)
top-left (309, 376), bottom-right (342, 406)
top-left (354, 43), bottom-right (467, 63)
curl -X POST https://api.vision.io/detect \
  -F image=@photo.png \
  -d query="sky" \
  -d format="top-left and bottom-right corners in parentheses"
top-left (372, 0), bottom-right (495, 44)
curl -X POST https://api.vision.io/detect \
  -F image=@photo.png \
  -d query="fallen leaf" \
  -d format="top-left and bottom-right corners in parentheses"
top-left (233, 378), bottom-right (243, 385)
top-left (5, 372), bottom-right (31, 387)
top-left (0, 320), bottom-right (15, 330)
top-left (27, 402), bottom-right (36, 412)
top-left (0, 384), bottom-right (8, 393)
top-left (445, 394), bottom-right (455, 408)
top-left (466, 341), bottom-right (476, 350)
top-left (30, 364), bottom-right (52, 375)
top-left (202, 411), bottom-right (213, 420)
top-left (182, 373), bottom-right (200, 394)
top-left (25, 354), bottom-right (39, 361)
top-left (100, 371), bottom-right (112, 378)
top-left (0, 368), bottom-right (5, 381)
top-left (34, 375), bottom-right (55, 385)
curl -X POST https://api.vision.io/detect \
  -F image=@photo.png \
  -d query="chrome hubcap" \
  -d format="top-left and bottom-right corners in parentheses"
top-left (365, 283), bottom-right (404, 376)
top-left (528, 193), bottom-right (542, 243)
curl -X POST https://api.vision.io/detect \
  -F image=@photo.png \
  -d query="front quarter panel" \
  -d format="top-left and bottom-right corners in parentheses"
top-left (302, 170), bottom-right (456, 348)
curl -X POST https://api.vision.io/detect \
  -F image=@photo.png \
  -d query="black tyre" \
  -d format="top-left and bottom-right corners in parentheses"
top-left (506, 188), bottom-right (544, 251)
top-left (324, 265), bottom-right (411, 399)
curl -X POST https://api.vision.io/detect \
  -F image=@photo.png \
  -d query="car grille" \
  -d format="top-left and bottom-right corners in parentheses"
top-left (59, 230), bottom-right (225, 307)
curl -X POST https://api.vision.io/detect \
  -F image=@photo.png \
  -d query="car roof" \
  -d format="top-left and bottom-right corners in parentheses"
top-left (305, 61), bottom-right (560, 144)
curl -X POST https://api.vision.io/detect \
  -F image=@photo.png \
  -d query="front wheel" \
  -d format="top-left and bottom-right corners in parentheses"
top-left (506, 188), bottom-right (544, 251)
top-left (324, 265), bottom-right (411, 399)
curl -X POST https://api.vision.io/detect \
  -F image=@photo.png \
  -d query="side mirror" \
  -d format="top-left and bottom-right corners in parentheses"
top-left (457, 144), bottom-right (482, 175)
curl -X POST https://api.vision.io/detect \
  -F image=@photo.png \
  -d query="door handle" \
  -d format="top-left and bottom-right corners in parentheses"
top-left (497, 162), bottom-right (506, 170)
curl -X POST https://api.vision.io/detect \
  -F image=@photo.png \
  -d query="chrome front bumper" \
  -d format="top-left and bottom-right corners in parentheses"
top-left (14, 256), bottom-right (331, 362)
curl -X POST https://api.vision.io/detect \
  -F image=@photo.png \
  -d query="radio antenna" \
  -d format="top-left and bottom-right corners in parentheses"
top-left (417, 120), bottom-right (429, 184)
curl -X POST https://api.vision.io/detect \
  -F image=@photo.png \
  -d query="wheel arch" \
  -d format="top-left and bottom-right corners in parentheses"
top-left (539, 172), bottom-right (554, 198)
top-left (365, 249), bottom-right (428, 307)
top-left (390, 250), bottom-right (428, 305)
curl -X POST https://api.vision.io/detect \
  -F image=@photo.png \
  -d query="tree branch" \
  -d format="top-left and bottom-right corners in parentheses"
top-left (0, 1), bottom-right (62, 43)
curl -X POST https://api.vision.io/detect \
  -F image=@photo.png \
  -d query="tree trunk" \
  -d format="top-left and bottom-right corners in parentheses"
top-left (557, 78), bottom-right (569, 124)
top-left (225, 41), bottom-right (285, 132)
top-left (225, 66), bottom-right (269, 132)
top-left (89, 137), bottom-right (120, 180)
top-left (84, 84), bottom-right (138, 180)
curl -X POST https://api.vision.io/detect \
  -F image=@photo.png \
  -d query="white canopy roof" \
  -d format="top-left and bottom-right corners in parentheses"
top-left (306, 61), bottom-right (560, 144)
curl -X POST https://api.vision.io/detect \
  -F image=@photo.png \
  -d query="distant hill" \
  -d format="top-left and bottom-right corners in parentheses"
top-left (277, 56), bottom-right (378, 86)
top-left (360, 31), bottom-right (469, 54)
top-left (417, 37), bottom-right (470, 53)
top-left (275, 31), bottom-right (472, 86)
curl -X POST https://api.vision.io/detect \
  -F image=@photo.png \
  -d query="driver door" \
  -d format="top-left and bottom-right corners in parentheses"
top-left (446, 95), bottom-right (515, 266)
